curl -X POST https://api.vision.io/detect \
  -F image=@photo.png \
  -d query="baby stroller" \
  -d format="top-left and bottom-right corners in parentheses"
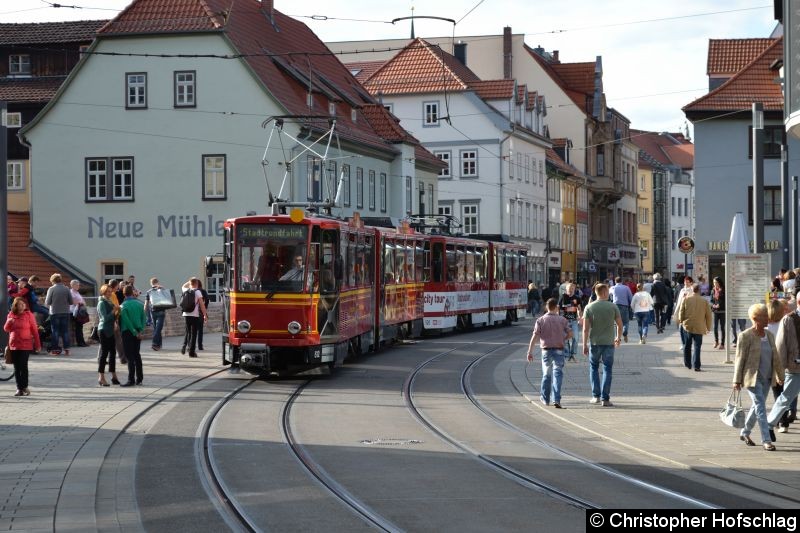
top-left (38, 315), bottom-right (53, 353)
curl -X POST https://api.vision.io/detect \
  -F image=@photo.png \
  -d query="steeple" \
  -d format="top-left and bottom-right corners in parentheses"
top-left (410, 6), bottom-right (415, 39)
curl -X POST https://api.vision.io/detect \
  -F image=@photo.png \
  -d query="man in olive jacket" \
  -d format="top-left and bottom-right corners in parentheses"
top-left (768, 293), bottom-right (800, 430)
top-left (677, 284), bottom-right (712, 371)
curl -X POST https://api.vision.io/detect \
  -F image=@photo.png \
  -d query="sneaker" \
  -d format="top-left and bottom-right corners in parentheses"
top-left (189, 352), bottom-right (198, 358)
top-left (589, 397), bottom-right (601, 404)
top-left (639, 339), bottom-right (644, 344)
top-left (63, 349), bottom-right (70, 356)
top-left (180, 346), bottom-right (186, 355)
top-left (14, 390), bottom-right (23, 397)
top-left (601, 400), bottom-right (614, 407)
top-left (49, 350), bottom-right (61, 356)
top-left (553, 402), bottom-right (562, 409)
top-left (779, 426), bottom-right (789, 433)
top-left (23, 388), bottom-right (30, 396)
top-left (641, 338), bottom-right (646, 344)
top-left (152, 346), bottom-right (160, 351)
top-left (539, 397), bottom-right (549, 406)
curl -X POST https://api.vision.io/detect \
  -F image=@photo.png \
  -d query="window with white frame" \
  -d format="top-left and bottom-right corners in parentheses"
top-left (7, 161), bottom-right (24, 190)
top-left (525, 154), bottom-right (531, 182)
top-left (86, 157), bottom-right (134, 202)
top-left (423, 101), bottom-right (440, 126)
top-left (356, 168), bottom-right (364, 208)
top-left (438, 204), bottom-right (452, 217)
top-left (405, 176), bottom-right (412, 213)
top-left (4, 112), bottom-right (21, 128)
top-left (435, 151), bottom-right (451, 177)
top-left (203, 155), bottom-right (226, 199)
top-left (539, 206), bottom-right (545, 239)
top-left (526, 203), bottom-right (531, 238)
top-left (640, 174), bottom-right (646, 191)
top-left (532, 203), bottom-right (538, 239)
top-left (113, 158), bottom-right (134, 200)
top-left (538, 160), bottom-right (544, 186)
top-left (509, 200), bottom-right (516, 235)
top-left (307, 156), bottom-right (321, 201)
top-left (9, 55), bottom-right (31, 76)
top-left (126, 73), bottom-right (147, 108)
top-left (461, 150), bottom-right (477, 177)
top-left (102, 263), bottom-right (124, 285)
top-left (462, 203), bottom-right (479, 235)
top-left (174, 71), bottom-right (196, 107)
top-left (368, 170), bottom-right (376, 210)
top-left (517, 202), bottom-right (522, 237)
top-left (342, 164), bottom-right (351, 207)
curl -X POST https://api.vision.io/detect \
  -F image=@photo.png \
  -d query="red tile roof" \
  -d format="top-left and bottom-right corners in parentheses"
top-left (707, 38), bottom-right (777, 76)
top-left (7, 212), bottom-right (72, 284)
top-left (631, 130), bottom-right (694, 169)
top-left (546, 147), bottom-right (583, 178)
top-left (347, 60), bottom-right (386, 84)
top-left (0, 77), bottom-right (66, 103)
top-left (684, 38), bottom-right (783, 114)
top-left (95, 0), bottom-right (404, 155)
top-left (469, 79), bottom-right (515, 100)
top-left (360, 104), bottom-right (445, 169)
top-left (0, 20), bottom-right (106, 45)
top-left (362, 38), bottom-right (480, 95)
top-left (525, 45), bottom-right (593, 114)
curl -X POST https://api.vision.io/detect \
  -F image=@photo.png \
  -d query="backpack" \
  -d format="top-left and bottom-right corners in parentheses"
top-left (179, 290), bottom-right (196, 313)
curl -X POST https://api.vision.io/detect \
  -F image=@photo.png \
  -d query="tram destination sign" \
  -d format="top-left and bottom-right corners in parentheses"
top-left (238, 225), bottom-right (306, 239)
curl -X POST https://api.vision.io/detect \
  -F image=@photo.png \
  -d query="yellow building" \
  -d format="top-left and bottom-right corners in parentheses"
top-left (637, 160), bottom-right (654, 277)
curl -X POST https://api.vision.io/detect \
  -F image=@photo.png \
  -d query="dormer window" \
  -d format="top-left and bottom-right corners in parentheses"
top-left (9, 55), bottom-right (31, 76)
top-left (329, 102), bottom-right (336, 116)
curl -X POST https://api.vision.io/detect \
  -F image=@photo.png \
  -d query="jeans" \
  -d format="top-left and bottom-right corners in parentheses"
top-left (567, 319), bottom-right (580, 357)
top-left (713, 313), bottom-right (725, 345)
top-left (635, 311), bottom-right (650, 338)
top-left (151, 310), bottom-right (166, 348)
top-left (122, 330), bottom-right (143, 384)
top-left (49, 313), bottom-right (70, 350)
top-left (540, 349), bottom-right (565, 404)
top-left (616, 305), bottom-right (630, 336)
top-left (683, 332), bottom-right (703, 369)
top-left (588, 345), bottom-right (615, 401)
top-left (742, 375), bottom-right (772, 444)
top-left (731, 319), bottom-right (747, 344)
top-left (183, 316), bottom-right (201, 355)
top-left (768, 372), bottom-right (800, 427)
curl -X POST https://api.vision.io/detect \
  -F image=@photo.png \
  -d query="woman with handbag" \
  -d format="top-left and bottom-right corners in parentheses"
top-left (69, 280), bottom-right (88, 347)
top-left (4, 297), bottom-right (42, 396)
top-left (733, 303), bottom-right (784, 451)
top-left (96, 284), bottom-right (121, 387)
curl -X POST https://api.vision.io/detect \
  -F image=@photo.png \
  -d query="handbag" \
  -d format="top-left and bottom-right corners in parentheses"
top-left (148, 288), bottom-right (177, 310)
top-left (4, 346), bottom-right (12, 365)
top-left (719, 390), bottom-right (745, 428)
top-left (75, 305), bottom-right (91, 324)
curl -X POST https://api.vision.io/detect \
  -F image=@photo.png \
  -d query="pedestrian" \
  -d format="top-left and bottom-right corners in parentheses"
top-left (180, 277), bottom-right (208, 358)
top-left (768, 294), bottom-right (800, 434)
top-left (676, 283), bottom-right (712, 371)
top-left (609, 276), bottom-right (632, 343)
top-left (18, 275), bottom-right (49, 317)
top-left (4, 297), bottom-right (41, 396)
top-left (119, 285), bottom-right (146, 386)
top-left (650, 273), bottom-right (670, 334)
top-left (7, 274), bottom-right (18, 308)
top-left (196, 279), bottom-right (210, 351)
top-left (673, 276), bottom-right (694, 348)
top-left (144, 277), bottom-right (167, 351)
top-left (541, 283), bottom-right (552, 302)
top-left (44, 273), bottom-right (74, 356)
top-left (782, 270), bottom-right (796, 296)
top-left (733, 303), bottom-right (783, 451)
top-left (630, 283), bottom-right (654, 344)
top-left (526, 298), bottom-right (572, 408)
top-left (96, 284), bottom-right (121, 386)
top-left (710, 277), bottom-right (726, 350)
top-left (697, 275), bottom-right (710, 297)
top-left (582, 283), bottom-right (623, 407)
top-left (557, 282), bottom-right (582, 361)
top-left (108, 279), bottom-right (126, 365)
top-left (127, 275), bottom-right (141, 298)
top-left (527, 281), bottom-right (540, 316)
top-left (69, 279), bottom-right (88, 347)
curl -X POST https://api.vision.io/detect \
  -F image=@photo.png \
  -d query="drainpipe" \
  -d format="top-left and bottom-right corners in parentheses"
top-left (499, 126), bottom-right (514, 235)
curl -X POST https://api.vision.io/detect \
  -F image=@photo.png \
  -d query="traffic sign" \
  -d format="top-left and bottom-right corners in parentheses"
top-left (687, 263), bottom-right (694, 269)
top-left (588, 263), bottom-right (597, 272)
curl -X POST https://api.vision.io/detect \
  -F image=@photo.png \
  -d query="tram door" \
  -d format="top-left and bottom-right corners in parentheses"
top-left (318, 228), bottom-right (341, 338)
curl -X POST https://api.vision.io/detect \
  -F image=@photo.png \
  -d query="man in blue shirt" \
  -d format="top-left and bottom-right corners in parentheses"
top-left (609, 276), bottom-right (633, 343)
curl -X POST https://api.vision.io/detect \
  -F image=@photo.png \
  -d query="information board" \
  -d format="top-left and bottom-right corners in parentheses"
top-left (725, 254), bottom-right (771, 317)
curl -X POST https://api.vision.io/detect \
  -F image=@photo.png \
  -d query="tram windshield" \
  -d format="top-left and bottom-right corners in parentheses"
top-left (236, 224), bottom-right (309, 293)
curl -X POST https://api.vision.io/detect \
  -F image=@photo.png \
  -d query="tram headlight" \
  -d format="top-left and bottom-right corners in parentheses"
top-left (287, 321), bottom-right (301, 335)
top-left (237, 320), bottom-right (251, 334)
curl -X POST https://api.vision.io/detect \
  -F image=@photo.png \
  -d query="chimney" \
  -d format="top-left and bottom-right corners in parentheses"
top-left (552, 50), bottom-right (559, 63)
top-left (503, 26), bottom-right (512, 79)
top-left (454, 41), bottom-right (467, 66)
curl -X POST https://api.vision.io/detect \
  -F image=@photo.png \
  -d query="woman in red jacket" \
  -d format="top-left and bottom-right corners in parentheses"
top-left (4, 297), bottom-right (42, 396)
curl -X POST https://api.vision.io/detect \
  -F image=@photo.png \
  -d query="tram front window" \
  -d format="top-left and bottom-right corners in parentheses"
top-left (236, 224), bottom-right (309, 293)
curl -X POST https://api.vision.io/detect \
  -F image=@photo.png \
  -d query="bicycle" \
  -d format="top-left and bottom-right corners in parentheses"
top-left (0, 360), bottom-right (15, 381)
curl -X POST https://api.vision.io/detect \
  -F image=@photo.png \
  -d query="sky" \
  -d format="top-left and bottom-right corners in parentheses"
top-left (1, 0), bottom-right (780, 136)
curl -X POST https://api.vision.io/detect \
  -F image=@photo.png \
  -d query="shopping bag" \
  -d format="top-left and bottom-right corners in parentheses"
top-left (719, 390), bottom-right (745, 428)
top-left (149, 288), bottom-right (177, 310)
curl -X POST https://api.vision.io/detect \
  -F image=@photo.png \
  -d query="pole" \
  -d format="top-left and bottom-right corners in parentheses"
top-left (684, 252), bottom-right (687, 279)
top-left (753, 103), bottom-right (765, 253)
top-left (794, 176), bottom-right (799, 268)
top-left (0, 101), bottom-right (8, 350)
top-left (782, 144), bottom-right (790, 268)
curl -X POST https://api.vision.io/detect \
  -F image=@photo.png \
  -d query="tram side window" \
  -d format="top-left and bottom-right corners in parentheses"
top-left (495, 249), bottom-right (505, 283)
top-left (506, 250), bottom-right (515, 282)
top-left (465, 247), bottom-right (475, 283)
top-left (422, 241), bottom-right (431, 282)
top-left (347, 234), bottom-right (357, 287)
top-left (475, 247), bottom-right (486, 282)
top-left (395, 240), bottom-right (406, 283)
top-left (405, 242), bottom-right (414, 282)
top-left (364, 235), bottom-right (374, 286)
top-left (446, 245), bottom-right (457, 281)
top-left (384, 242), bottom-right (396, 284)
top-left (520, 253), bottom-right (528, 282)
top-left (319, 230), bottom-right (339, 293)
top-left (415, 241), bottom-right (425, 281)
top-left (432, 242), bottom-right (444, 282)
